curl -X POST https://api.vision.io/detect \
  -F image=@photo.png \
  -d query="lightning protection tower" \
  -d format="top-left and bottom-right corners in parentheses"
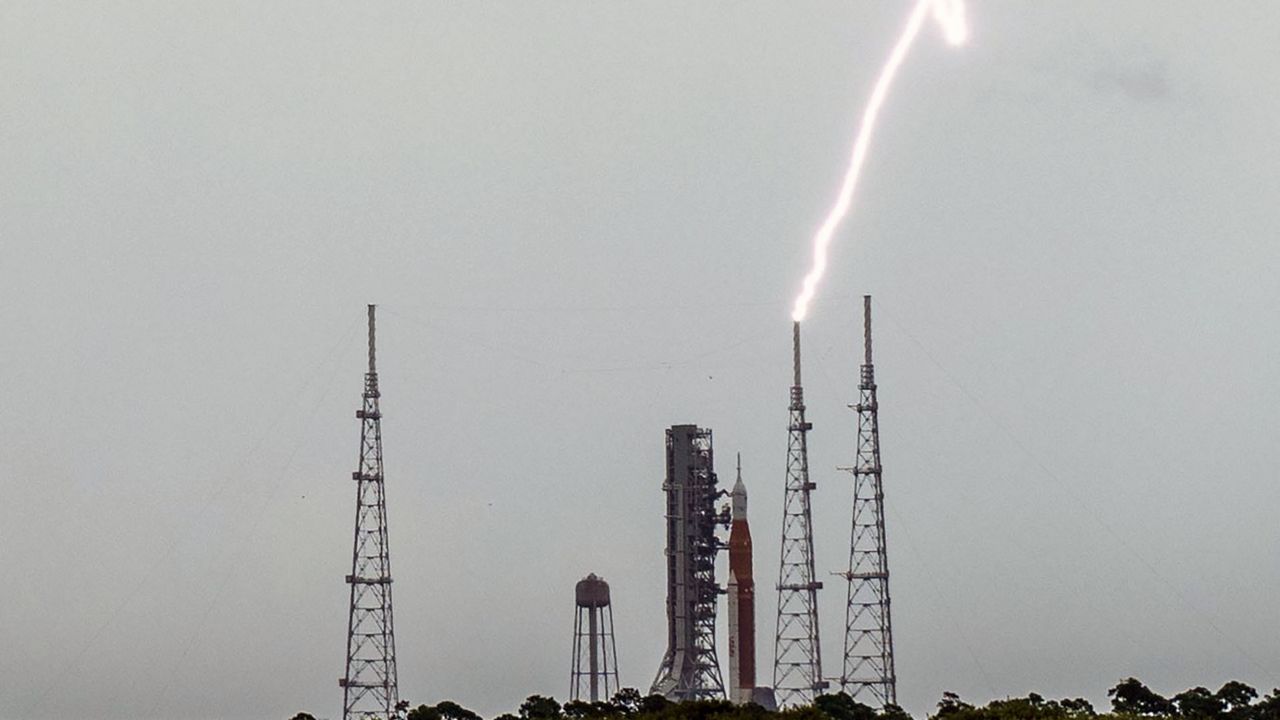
top-left (340, 305), bottom-right (400, 720)
top-left (839, 296), bottom-right (896, 706)
top-left (571, 573), bottom-right (621, 703)
top-left (651, 424), bottom-right (729, 701)
top-left (772, 322), bottom-right (826, 707)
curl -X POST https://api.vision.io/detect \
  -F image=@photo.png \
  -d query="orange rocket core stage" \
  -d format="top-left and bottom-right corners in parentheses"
top-left (727, 461), bottom-right (755, 704)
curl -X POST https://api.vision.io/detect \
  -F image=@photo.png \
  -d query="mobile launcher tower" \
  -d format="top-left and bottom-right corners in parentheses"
top-left (650, 425), bottom-right (730, 700)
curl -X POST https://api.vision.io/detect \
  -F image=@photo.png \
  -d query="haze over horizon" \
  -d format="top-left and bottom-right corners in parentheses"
top-left (2, 2), bottom-right (1278, 720)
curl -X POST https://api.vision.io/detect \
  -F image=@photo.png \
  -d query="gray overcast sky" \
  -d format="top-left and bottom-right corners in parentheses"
top-left (2, 2), bottom-right (1278, 719)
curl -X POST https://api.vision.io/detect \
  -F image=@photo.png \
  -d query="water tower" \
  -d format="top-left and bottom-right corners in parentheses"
top-left (570, 573), bottom-right (620, 702)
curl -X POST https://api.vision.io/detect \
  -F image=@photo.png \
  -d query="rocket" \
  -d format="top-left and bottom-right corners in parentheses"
top-left (727, 454), bottom-right (756, 705)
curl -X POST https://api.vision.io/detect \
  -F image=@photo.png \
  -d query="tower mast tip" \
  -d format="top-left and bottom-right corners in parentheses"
top-left (367, 304), bottom-right (377, 374)
top-left (862, 296), bottom-right (872, 366)
top-left (792, 321), bottom-right (802, 388)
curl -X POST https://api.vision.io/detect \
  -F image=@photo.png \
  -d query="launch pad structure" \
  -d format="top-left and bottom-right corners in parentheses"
top-left (651, 424), bottom-right (730, 701)
top-left (326, 302), bottom-right (897, 717)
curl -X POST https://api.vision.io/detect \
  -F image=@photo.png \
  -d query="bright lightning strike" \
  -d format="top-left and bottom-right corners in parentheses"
top-left (790, 0), bottom-right (968, 322)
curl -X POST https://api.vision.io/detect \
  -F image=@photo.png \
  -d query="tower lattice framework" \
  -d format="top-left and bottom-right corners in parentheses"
top-left (651, 425), bottom-right (728, 701)
top-left (772, 322), bottom-right (826, 707)
top-left (839, 296), bottom-right (896, 707)
top-left (340, 305), bottom-right (400, 720)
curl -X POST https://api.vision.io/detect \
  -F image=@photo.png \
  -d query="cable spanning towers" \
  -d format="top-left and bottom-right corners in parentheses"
top-left (651, 424), bottom-right (729, 701)
top-left (839, 296), bottom-right (896, 706)
top-left (340, 305), bottom-right (400, 720)
top-left (772, 322), bottom-right (826, 707)
top-left (571, 573), bottom-right (621, 703)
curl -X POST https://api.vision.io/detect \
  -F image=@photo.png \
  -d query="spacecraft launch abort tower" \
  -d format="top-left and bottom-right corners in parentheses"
top-left (651, 424), bottom-right (729, 701)
top-left (571, 573), bottom-right (621, 703)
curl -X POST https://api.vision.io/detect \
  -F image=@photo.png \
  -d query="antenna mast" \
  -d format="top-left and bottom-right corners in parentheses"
top-left (772, 322), bottom-right (826, 706)
top-left (839, 296), bottom-right (897, 706)
top-left (340, 304), bottom-right (401, 720)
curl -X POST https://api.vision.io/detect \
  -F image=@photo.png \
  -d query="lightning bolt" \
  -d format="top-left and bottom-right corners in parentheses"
top-left (790, 0), bottom-right (968, 322)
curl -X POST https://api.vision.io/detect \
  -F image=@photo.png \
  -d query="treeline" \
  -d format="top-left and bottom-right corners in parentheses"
top-left (290, 678), bottom-right (1280, 720)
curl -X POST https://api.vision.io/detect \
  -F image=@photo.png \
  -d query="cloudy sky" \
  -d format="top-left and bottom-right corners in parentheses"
top-left (2, 2), bottom-right (1278, 719)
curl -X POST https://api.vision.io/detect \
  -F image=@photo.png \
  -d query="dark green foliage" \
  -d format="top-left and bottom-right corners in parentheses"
top-left (936, 692), bottom-right (974, 718)
top-left (1217, 683), bottom-right (1259, 718)
top-left (566, 700), bottom-right (624, 719)
top-left (1250, 690), bottom-right (1280, 720)
top-left (395, 679), bottom-right (1278, 720)
top-left (777, 705), bottom-right (829, 720)
top-left (522, 695), bottom-right (565, 720)
top-left (287, 714), bottom-right (317, 720)
top-left (736, 701), bottom-right (776, 720)
top-left (814, 693), bottom-right (877, 720)
top-left (927, 692), bottom-right (1096, 720)
top-left (1060, 699), bottom-right (1097, 717)
top-left (642, 698), bottom-right (737, 720)
top-left (1110, 678), bottom-right (1176, 717)
top-left (439, 700), bottom-right (484, 720)
top-left (881, 705), bottom-right (913, 720)
top-left (611, 690), bottom-right (644, 715)
top-left (408, 700), bottom-right (481, 720)
top-left (640, 695), bottom-right (674, 715)
top-left (1174, 687), bottom-right (1226, 719)
top-left (408, 707), bottom-right (442, 720)
top-left (1217, 683), bottom-right (1258, 709)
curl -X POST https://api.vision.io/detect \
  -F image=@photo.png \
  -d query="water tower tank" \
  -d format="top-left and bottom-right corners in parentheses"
top-left (575, 573), bottom-right (611, 608)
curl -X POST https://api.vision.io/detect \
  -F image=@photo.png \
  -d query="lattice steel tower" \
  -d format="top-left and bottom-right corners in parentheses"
top-left (340, 305), bottom-right (400, 720)
top-left (839, 296), bottom-right (896, 706)
top-left (772, 322), bottom-right (826, 707)
top-left (651, 424), bottom-right (729, 701)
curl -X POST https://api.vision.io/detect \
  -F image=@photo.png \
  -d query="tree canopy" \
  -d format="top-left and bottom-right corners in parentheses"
top-left (368, 679), bottom-right (1280, 720)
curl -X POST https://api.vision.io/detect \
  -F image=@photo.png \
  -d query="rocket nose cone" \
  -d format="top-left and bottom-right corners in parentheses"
top-left (731, 477), bottom-right (748, 518)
